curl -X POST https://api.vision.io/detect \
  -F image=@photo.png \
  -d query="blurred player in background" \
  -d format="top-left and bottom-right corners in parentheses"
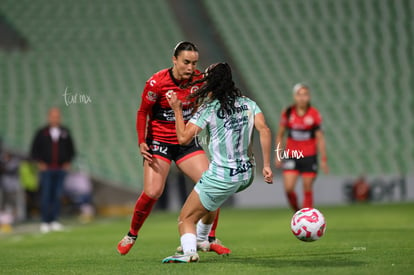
top-left (117, 42), bottom-right (228, 256)
top-left (275, 84), bottom-right (328, 211)
top-left (0, 152), bottom-right (21, 233)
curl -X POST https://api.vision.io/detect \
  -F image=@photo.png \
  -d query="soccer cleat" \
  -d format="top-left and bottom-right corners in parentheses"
top-left (208, 238), bottom-right (231, 255)
top-left (162, 253), bottom-right (199, 263)
top-left (210, 242), bottom-right (231, 255)
top-left (198, 240), bottom-right (211, 252)
top-left (176, 240), bottom-right (210, 254)
top-left (117, 235), bottom-right (136, 255)
top-left (209, 237), bottom-right (222, 245)
top-left (176, 240), bottom-right (231, 255)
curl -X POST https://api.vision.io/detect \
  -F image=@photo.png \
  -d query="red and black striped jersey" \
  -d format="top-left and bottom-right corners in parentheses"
top-left (136, 68), bottom-right (203, 145)
top-left (280, 106), bottom-right (322, 157)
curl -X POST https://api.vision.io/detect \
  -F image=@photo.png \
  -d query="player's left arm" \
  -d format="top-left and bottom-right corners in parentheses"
top-left (254, 112), bottom-right (273, 184)
top-left (315, 129), bottom-right (329, 174)
top-left (314, 109), bottom-right (329, 174)
top-left (167, 93), bottom-right (202, 145)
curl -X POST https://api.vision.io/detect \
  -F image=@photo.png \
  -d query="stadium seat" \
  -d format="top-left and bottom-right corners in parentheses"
top-left (0, 0), bottom-right (185, 187)
top-left (203, 0), bottom-right (413, 175)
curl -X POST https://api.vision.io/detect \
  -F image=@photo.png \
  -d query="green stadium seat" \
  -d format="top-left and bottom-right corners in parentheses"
top-left (0, 0), bottom-right (186, 187)
top-left (203, 0), bottom-right (413, 176)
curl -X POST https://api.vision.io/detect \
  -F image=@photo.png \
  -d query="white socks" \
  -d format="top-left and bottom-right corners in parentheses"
top-left (181, 233), bottom-right (197, 255)
top-left (180, 220), bottom-right (213, 254)
top-left (196, 220), bottom-right (213, 242)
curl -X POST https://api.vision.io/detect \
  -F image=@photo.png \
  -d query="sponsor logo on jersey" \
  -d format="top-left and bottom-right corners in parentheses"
top-left (161, 107), bottom-right (194, 121)
top-left (166, 90), bottom-right (175, 100)
top-left (217, 104), bottom-right (249, 119)
top-left (190, 86), bottom-right (199, 94)
top-left (146, 91), bottom-right (158, 102)
top-left (304, 116), bottom-right (314, 125)
top-left (291, 130), bottom-right (311, 141)
top-left (229, 160), bottom-right (253, 176)
top-left (223, 116), bottom-right (249, 130)
top-left (150, 143), bottom-right (168, 154)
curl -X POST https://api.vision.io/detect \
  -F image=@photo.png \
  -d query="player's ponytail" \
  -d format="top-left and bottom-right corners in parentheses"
top-left (186, 62), bottom-right (242, 115)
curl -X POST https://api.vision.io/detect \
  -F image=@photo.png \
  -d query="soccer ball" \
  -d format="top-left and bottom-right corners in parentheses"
top-left (291, 208), bottom-right (326, 242)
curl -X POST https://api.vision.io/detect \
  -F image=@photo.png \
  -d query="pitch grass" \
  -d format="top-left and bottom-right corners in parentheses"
top-left (1, 203), bottom-right (413, 274)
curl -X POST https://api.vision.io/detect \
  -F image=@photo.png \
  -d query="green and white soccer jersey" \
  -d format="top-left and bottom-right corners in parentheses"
top-left (189, 97), bottom-right (262, 182)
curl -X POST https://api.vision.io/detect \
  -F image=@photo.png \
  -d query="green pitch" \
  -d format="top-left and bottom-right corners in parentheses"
top-left (1, 203), bottom-right (413, 274)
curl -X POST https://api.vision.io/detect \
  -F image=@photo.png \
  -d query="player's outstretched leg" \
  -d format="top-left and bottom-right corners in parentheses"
top-left (117, 191), bottom-right (157, 255)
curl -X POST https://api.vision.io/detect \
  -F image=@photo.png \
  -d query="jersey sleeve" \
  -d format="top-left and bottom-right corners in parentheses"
top-left (252, 101), bottom-right (263, 115)
top-left (189, 104), bottom-right (211, 130)
top-left (136, 77), bottom-right (160, 145)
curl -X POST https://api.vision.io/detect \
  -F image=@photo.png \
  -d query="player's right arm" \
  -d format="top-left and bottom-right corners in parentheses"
top-left (136, 78), bottom-right (159, 163)
top-left (166, 92), bottom-right (203, 145)
top-left (254, 112), bottom-right (273, 184)
top-left (274, 109), bottom-right (287, 168)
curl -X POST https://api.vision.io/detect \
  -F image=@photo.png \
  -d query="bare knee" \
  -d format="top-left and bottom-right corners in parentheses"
top-left (303, 182), bottom-right (314, 192)
top-left (302, 177), bottom-right (315, 191)
top-left (144, 187), bottom-right (163, 199)
top-left (284, 174), bottom-right (298, 193)
top-left (179, 212), bottom-right (198, 225)
top-left (284, 183), bottom-right (296, 193)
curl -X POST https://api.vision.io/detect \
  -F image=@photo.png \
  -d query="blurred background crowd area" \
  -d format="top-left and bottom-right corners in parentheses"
top-left (0, 0), bottom-right (413, 229)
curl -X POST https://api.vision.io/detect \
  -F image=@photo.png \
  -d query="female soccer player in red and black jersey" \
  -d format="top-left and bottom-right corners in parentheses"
top-left (274, 84), bottom-right (329, 211)
top-left (117, 42), bottom-right (227, 255)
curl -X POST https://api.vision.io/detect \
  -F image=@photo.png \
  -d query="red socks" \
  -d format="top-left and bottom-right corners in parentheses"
top-left (286, 191), bottom-right (299, 212)
top-left (129, 192), bottom-right (157, 236)
top-left (303, 191), bottom-right (313, 208)
top-left (287, 190), bottom-right (314, 211)
top-left (208, 208), bottom-right (220, 238)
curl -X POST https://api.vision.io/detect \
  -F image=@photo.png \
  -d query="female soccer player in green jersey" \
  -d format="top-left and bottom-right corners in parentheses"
top-left (163, 63), bottom-right (273, 263)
